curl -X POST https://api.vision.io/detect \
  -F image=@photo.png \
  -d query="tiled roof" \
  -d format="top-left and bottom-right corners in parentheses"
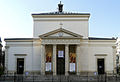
top-left (32, 11), bottom-right (90, 15)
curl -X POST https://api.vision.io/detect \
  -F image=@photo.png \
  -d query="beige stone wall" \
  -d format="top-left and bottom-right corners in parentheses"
top-left (33, 15), bottom-right (89, 38)
top-left (5, 38), bottom-right (116, 75)
top-left (79, 39), bottom-right (116, 75)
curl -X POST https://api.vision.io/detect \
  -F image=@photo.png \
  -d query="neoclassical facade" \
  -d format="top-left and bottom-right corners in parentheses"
top-left (5, 3), bottom-right (116, 75)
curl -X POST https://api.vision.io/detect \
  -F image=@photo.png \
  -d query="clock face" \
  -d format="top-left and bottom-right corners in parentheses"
top-left (58, 32), bottom-right (63, 37)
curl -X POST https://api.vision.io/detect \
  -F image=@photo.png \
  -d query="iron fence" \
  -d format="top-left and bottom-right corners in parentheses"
top-left (0, 73), bottom-right (120, 82)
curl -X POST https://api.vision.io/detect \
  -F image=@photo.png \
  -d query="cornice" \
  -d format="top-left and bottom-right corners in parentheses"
top-left (32, 14), bottom-right (90, 18)
top-left (33, 17), bottom-right (89, 21)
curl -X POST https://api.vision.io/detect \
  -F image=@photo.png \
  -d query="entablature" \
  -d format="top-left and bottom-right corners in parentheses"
top-left (41, 38), bottom-right (81, 45)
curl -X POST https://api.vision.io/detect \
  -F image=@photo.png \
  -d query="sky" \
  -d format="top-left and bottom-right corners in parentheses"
top-left (0, 0), bottom-right (120, 45)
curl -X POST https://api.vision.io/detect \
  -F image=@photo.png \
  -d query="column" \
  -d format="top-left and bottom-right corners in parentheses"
top-left (76, 44), bottom-right (80, 75)
top-left (41, 44), bottom-right (45, 75)
top-left (65, 44), bottom-right (69, 75)
top-left (53, 45), bottom-right (56, 75)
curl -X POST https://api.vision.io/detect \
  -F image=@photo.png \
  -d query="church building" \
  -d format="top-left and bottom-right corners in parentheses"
top-left (4, 2), bottom-right (116, 75)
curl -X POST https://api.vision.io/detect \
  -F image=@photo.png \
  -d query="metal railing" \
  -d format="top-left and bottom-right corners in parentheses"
top-left (0, 73), bottom-right (120, 82)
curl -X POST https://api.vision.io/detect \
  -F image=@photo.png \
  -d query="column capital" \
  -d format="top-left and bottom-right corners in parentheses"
top-left (65, 44), bottom-right (69, 46)
top-left (41, 44), bottom-right (45, 46)
top-left (76, 44), bottom-right (80, 46)
top-left (53, 44), bottom-right (57, 46)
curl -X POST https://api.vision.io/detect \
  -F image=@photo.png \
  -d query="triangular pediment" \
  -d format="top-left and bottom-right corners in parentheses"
top-left (39, 28), bottom-right (83, 38)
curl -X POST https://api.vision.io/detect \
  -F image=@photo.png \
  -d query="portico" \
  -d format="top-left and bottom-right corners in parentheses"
top-left (41, 44), bottom-right (81, 75)
top-left (40, 28), bottom-right (82, 75)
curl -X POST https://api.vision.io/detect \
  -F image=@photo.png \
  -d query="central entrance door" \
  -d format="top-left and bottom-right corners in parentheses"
top-left (17, 58), bottom-right (24, 74)
top-left (57, 45), bottom-right (65, 75)
top-left (97, 59), bottom-right (105, 74)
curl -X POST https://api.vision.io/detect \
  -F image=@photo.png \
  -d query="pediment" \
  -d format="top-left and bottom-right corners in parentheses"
top-left (39, 28), bottom-right (83, 39)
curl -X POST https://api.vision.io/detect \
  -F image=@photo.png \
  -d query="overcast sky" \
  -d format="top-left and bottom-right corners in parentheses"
top-left (0, 0), bottom-right (120, 45)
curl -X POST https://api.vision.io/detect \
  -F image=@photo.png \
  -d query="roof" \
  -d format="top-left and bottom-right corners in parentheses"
top-left (88, 37), bottom-right (116, 40)
top-left (4, 38), bottom-right (33, 41)
top-left (32, 11), bottom-right (90, 16)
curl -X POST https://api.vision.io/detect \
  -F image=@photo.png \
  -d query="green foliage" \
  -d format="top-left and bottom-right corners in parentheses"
top-left (0, 66), bottom-right (4, 75)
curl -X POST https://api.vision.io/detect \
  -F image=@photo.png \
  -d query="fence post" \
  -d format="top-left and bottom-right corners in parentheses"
top-left (67, 75), bottom-right (69, 82)
top-left (105, 73), bottom-right (107, 82)
top-left (60, 74), bottom-right (61, 82)
top-left (116, 74), bottom-right (117, 81)
top-left (14, 72), bottom-right (16, 82)
top-left (33, 73), bottom-right (34, 82)
top-left (87, 72), bottom-right (88, 82)
top-left (22, 74), bottom-right (23, 82)
top-left (69, 75), bottom-right (71, 82)
top-left (97, 75), bottom-right (99, 82)
top-left (52, 74), bottom-right (53, 82)
top-left (4, 73), bottom-right (5, 81)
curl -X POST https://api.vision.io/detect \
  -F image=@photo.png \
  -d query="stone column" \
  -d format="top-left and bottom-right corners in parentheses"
top-left (76, 44), bottom-right (80, 75)
top-left (53, 45), bottom-right (56, 75)
top-left (41, 44), bottom-right (45, 75)
top-left (65, 44), bottom-right (69, 75)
